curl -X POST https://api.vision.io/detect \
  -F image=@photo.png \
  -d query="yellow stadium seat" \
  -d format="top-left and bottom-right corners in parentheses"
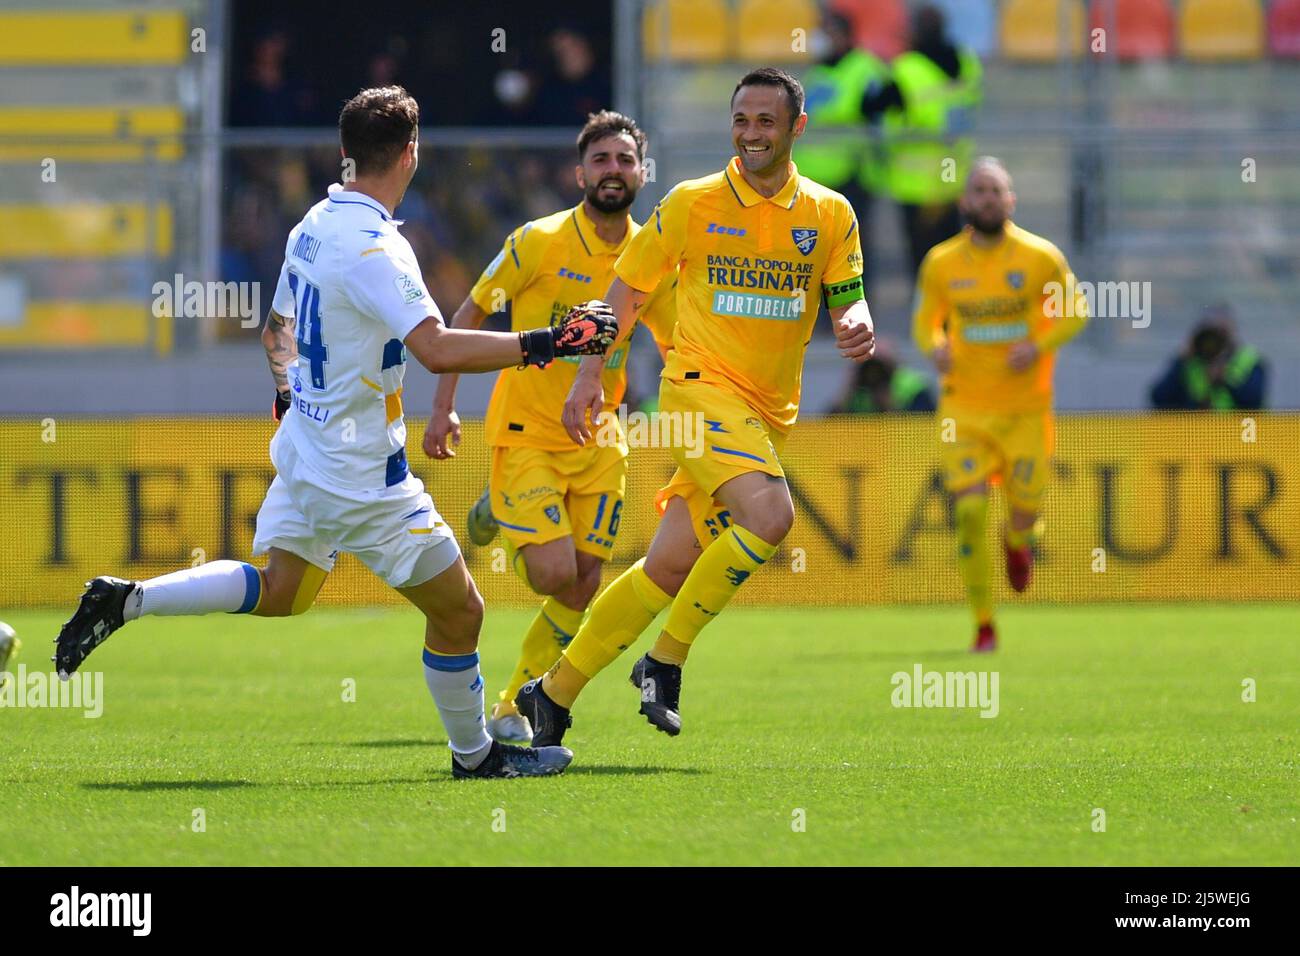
top-left (0, 301), bottom-right (153, 349)
top-left (643, 0), bottom-right (731, 62)
top-left (736, 0), bottom-right (819, 62)
top-left (1181, 0), bottom-right (1265, 61)
top-left (1000, 0), bottom-right (1086, 61)
top-left (0, 205), bottom-right (173, 259)
top-left (0, 12), bottom-right (188, 66)
top-left (0, 107), bottom-right (184, 163)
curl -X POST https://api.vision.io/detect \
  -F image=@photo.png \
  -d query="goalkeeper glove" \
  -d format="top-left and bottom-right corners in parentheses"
top-left (519, 300), bottom-right (617, 369)
top-left (273, 389), bottom-right (292, 421)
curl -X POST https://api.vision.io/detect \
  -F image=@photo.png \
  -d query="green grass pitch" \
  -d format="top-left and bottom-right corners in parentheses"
top-left (1, 604), bottom-right (1296, 866)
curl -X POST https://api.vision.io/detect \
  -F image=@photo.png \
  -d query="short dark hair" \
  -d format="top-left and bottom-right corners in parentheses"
top-left (731, 67), bottom-right (805, 128)
top-left (577, 110), bottom-right (647, 162)
top-left (339, 85), bottom-right (419, 176)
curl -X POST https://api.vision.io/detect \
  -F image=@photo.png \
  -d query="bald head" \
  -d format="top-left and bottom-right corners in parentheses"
top-left (961, 157), bottom-right (1016, 236)
top-left (968, 156), bottom-right (1013, 191)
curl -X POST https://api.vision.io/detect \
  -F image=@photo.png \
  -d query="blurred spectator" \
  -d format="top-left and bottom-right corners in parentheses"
top-left (366, 49), bottom-right (403, 88)
top-left (229, 31), bottom-right (314, 126)
top-left (1149, 305), bottom-right (1267, 410)
top-left (799, 12), bottom-right (889, 289)
top-left (862, 4), bottom-right (982, 281)
top-left (532, 27), bottom-right (609, 125)
top-left (492, 68), bottom-right (536, 123)
top-left (833, 346), bottom-right (936, 413)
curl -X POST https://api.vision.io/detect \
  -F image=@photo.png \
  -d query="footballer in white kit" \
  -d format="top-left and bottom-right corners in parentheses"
top-left (53, 86), bottom-right (618, 779)
top-left (253, 181), bottom-right (459, 591)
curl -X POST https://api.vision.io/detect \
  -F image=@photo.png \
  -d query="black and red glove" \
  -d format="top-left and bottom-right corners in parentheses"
top-left (519, 300), bottom-right (617, 368)
top-left (273, 389), bottom-right (292, 421)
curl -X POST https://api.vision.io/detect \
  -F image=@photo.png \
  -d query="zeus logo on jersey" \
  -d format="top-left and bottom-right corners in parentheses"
top-left (791, 228), bottom-right (818, 256)
top-left (558, 268), bottom-right (592, 283)
top-left (707, 222), bottom-right (747, 237)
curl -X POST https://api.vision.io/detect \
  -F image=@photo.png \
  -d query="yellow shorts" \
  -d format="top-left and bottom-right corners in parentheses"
top-left (939, 402), bottom-right (1054, 512)
top-left (490, 440), bottom-right (628, 559)
top-left (653, 377), bottom-right (787, 546)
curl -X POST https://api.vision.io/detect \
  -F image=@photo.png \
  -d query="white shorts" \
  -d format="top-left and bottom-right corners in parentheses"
top-left (252, 429), bottom-right (460, 589)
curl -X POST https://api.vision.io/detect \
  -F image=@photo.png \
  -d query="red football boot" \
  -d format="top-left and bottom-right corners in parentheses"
top-left (972, 622), bottom-right (997, 653)
top-left (1004, 538), bottom-right (1033, 592)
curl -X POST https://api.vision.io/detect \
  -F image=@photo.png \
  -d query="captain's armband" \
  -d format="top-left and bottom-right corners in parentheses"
top-left (823, 276), bottom-right (865, 309)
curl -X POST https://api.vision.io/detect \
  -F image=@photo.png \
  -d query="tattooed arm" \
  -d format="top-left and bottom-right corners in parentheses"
top-left (261, 308), bottom-right (296, 420)
top-left (261, 308), bottom-right (297, 394)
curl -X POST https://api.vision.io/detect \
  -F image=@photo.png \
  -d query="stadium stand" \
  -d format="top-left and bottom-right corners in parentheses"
top-left (735, 0), bottom-right (819, 62)
top-left (1179, 0), bottom-right (1266, 61)
top-left (0, 5), bottom-right (195, 352)
top-left (3, 0), bottom-right (1297, 413)
top-left (0, 9), bottom-right (187, 65)
top-left (931, 0), bottom-right (999, 57)
top-left (1270, 0), bottom-right (1300, 56)
top-left (1000, 0), bottom-right (1086, 60)
top-left (1088, 0), bottom-right (1176, 60)
top-left (643, 0), bottom-right (732, 62)
top-left (830, 0), bottom-right (910, 58)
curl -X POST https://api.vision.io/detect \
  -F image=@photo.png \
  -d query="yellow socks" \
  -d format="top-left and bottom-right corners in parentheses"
top-left (661, 524), bottom-right (778, 651)
top-left (543, 558), bottom-right (672, 707)
top-left (498, 596), bottom-right (585, 708)
top-left (954, 493), bottom-right (993, 626)
top-left (649, 632), bottom-right (691, 667)
top-left (541, 658), bottom-right (589, 710)
top-left (540, 525), bottom-right (778, 708)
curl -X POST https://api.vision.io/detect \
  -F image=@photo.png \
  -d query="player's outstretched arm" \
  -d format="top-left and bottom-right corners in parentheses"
top-left (405, 301), bottom-right (616, 376)
top-left (832, 299), bottom-right (876, 362)
top-left (404, 317), bottom-right (519, 374)
top-left (562, 277), bottom-right (646, 446)
top-left (424, 296), bottom-right (489, 460)
top-left (261, 308), bottom-right (296, 420)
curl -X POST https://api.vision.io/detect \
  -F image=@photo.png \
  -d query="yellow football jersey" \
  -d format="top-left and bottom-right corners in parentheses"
top-left (614, 157), bottom-right (864, 434)
top-left (470, 203), bottom-right (675, 450)
top-left (912, 221), bottom-right (1088, 413)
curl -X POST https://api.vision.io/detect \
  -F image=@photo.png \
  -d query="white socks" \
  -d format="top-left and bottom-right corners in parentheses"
top-left (422, 649), bottom-right (493, 768)
top-left (123, 561), bottom-right (263, 621)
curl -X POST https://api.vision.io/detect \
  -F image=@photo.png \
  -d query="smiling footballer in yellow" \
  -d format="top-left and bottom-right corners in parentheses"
top-left (512, 68), bottom-right (876, 748)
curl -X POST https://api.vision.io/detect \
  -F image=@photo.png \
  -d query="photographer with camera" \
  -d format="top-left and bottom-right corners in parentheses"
top-left (1150, 304), bottom-right (1267, 411)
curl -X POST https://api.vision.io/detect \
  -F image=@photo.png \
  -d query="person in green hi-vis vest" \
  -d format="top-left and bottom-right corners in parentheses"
top-left (862, 4), bottom-right (982, 281)
top-left (1150, 305), bottom-right (1267, 410)
top-left (798, 12), bottom-right (888, 288)
top-left (832, 346), bottom-right (936, 414)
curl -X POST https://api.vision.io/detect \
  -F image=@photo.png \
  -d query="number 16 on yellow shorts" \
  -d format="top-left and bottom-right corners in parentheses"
top-left (489, 442), bottom-right (627, 560)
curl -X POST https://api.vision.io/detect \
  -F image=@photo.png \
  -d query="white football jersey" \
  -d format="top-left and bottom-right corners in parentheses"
top-left (271, 184), bottom-right (439, 492)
